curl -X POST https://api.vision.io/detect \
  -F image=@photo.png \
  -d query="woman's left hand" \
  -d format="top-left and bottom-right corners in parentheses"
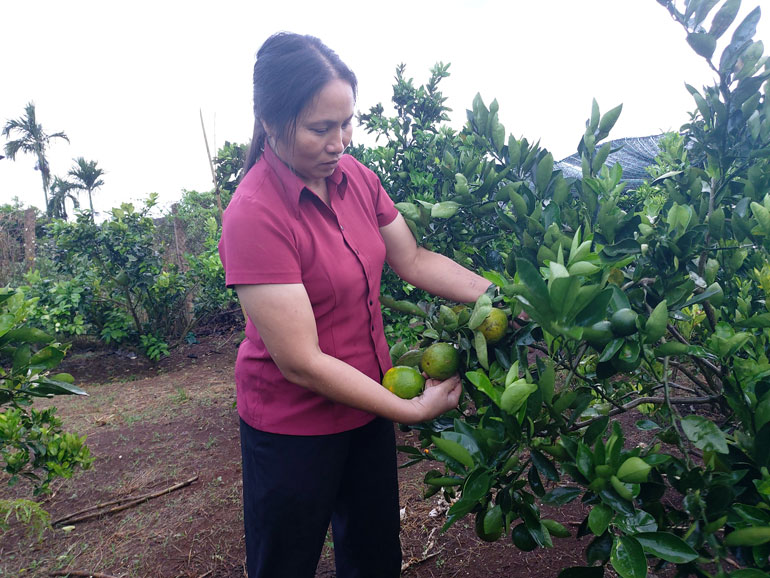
top-left (403, 374), bottom-right (462, 423)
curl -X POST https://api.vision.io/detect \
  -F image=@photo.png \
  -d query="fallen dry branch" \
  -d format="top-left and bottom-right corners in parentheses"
top-left (49, 570), bottom-right (116, 578)
top-left (52, 475), bottom-right (199, 527)
top-left (401, 550), bottom-right (442, 573)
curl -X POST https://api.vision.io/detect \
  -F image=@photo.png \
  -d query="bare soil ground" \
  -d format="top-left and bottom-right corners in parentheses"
top-left (0, 326), bottom-right (633, 577)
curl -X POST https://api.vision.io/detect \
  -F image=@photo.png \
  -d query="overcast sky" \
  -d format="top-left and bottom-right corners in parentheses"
top-left (1, 0), bottom-right (768, 217)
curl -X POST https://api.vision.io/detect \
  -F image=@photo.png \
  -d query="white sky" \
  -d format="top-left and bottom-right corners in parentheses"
top-left (1, 0), bottom-right (768, 217)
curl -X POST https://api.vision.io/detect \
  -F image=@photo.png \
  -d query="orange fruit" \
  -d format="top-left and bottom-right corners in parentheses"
top-left (478, 308), bottom-right (508, 344)
top-left (610, 308), bottom-right (638, 337)
top-left (382, 366), bottom-right (425, 399)
top-left (420, 342), bottom-right (460, 380)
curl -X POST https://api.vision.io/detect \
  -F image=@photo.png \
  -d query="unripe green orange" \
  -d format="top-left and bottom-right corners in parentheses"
top-left (610, 308), bottom-right (639, 337)
top-left (420, 342), bottom-right (460, 380)
top-left (382, 366), bottom-right (425, 399)
top-left (478, 308), bottom-right (508, 344)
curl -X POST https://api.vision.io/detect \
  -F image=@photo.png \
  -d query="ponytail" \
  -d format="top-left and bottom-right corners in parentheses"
top-left (244, 120), bottom-right (266, 174)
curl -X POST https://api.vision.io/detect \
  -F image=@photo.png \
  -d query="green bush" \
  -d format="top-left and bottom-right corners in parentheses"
top-left (0, 288), bottom-right (92, 496)
top-left (377, 1), bottom-right (770, 575)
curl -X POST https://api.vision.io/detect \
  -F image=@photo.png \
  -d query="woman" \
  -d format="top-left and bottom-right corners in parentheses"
top-left (219, 32), bottom-right (490, 578)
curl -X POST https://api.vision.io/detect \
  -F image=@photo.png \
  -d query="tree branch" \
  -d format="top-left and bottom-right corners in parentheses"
top-left (52, 475), bottom-right (198, 527)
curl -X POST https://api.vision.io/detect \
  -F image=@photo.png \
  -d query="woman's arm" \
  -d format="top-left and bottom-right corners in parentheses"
top-left (381, 213), bottom-right (490, 302)
top-left (235, 283), bottom-right (462, 424)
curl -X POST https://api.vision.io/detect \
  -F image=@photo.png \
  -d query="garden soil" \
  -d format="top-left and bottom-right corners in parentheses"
top-left (0, 325), bottom-right (652, 577)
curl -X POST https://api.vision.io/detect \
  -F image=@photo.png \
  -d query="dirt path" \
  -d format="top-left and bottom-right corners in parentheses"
top-left (0, 331), bottom-right (592, 577)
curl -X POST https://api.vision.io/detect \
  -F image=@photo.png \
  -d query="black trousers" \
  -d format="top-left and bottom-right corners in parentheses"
top-left (239, 416), bottom-right (402, 578)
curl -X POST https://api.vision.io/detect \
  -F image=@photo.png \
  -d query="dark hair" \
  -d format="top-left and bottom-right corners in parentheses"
top-left (243, 32), bottom-right (358, 173)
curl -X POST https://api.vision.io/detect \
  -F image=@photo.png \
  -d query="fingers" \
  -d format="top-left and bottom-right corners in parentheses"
top-left (425, 374), bottom-right (461, 389)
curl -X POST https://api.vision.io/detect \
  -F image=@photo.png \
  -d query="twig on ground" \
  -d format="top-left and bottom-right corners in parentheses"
top-left (52, 475), bottom-right (199, 527)
top-left (401, 550), bottom-right (442, 573)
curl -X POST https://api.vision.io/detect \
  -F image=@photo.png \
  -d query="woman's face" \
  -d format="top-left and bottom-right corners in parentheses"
top-left (270, 78), bottom-right (355, 191)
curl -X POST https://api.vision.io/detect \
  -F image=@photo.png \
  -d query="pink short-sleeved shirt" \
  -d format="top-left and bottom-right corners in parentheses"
top-left (218, 145), bottom-right (399, 435)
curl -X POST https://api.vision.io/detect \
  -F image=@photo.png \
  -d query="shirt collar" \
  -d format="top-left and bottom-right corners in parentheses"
top-left (262, 144), bottom-right (348, 218)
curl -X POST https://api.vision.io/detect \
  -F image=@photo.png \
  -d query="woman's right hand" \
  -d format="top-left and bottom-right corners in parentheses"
top-left (402, 374), bottom-right (463, 424)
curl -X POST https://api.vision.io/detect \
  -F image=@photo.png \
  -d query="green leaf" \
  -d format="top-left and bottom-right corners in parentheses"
top-left (0, 327), bottom-right (52, 344)
top-left (633, 531), bottom-right (698, 563)
top-left (12, 343), bottom-right (31, 373)
top-left (729, 569), bottom-right (770, 577)
top-left (30, 378), bottom-right (88, 397)
top-left (615, 510), bottom-right (658, 535)
top-left (473, 330), bottom-right (489, 370)
top-left (736, 313), bottom-right (770, 328)
top-left (584, 416), bottom-right (610, 447)
top-left (611, 535), bottom-right (647, 578)
top-left (492, 122), bottom-right (505, 153)
top-left (636, 420), bottom-right (659, 431)
top-left (530, 449), bottom-right (560, 482)
top-left (599, 338), bottom-right (625, 363)
top-left (465, 370), bottom-right (501, 407)
top-left (394, 201), bottom-right (421, 222)
top-left (461, 468), bottom-right (493, 503)
top-left (543, 486), bottom-right (583, 506)
top-left (589, 99), bottom-right (600, 133)
top-left (680, 415), bottom-right (729, 454)
top-left (597, 104), bottom-right (623, 139)
top-left (680, 283), bottom-right (724, 308)
top-left (379, 295), bottom-right (427, 318)
top-left (468, 294), bottom-right (493, 330)
top-left (692, 0), bottom-right (719, 27)
top-left (751, 201), bottom-right (770, 235)
top-left (599, 489), bottom-right (634, 516)
top-left (709, 0), bottom-right (740, 39)
top-left (535, 153), bottom-right (554, 193)
top-left (0, 313), bottom-right (14, 337)
top-left (720, 7), bottom-right (761, 75)
top-left (687, 32), bottom-right (717, 59)
top-left (589, 503), bottom-right (613, 536)
top-left (537, 358), bottom-right (555, 405)
top-left (723, 527), bottom-right (770, 547)
top-left (441, 431), bottom-right (482, 462)
top-left (576, 442), bottom-right (594, 478)
top-left (431, 435), bottom-right (474, 468)
top-left (430, 201), bottom-right (460, 219)
top-left (515, 258), bottom-right (553, 317)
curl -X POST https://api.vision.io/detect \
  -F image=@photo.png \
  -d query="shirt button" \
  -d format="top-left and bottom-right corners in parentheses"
top-left (369, 300), bottom-right (373, 306)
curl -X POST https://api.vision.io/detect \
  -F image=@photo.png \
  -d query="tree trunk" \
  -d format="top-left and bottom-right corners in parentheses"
top-left (172, 204), bottom-right (194, 326)
top-left (23, 208), bottom-right (36, 271)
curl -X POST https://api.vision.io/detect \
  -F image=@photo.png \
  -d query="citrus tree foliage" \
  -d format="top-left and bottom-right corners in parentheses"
top-left (352, 63), bottom-right (506, 344)
top-left (379, 2), bottom-right (770, 576)
top-left (27, 194), bottom-right (186, 359)
top-left (0, 288), bottom-right (91, 497)
top-left (214, 140), bottom-right (247, 199)
top-left (19, 143), bottom-right (240, 358)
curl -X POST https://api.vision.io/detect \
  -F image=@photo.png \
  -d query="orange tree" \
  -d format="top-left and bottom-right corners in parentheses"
top-left (1, 287), bottom-right (92, 540)
top-left (364, 1), bottom-right (770, 576)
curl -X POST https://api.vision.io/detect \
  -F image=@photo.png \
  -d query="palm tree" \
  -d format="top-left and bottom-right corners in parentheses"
top-left (68, 157), bottom-right (104, 218)
top-left (47, 176), bottom-right (79, 220)
top-left (2, 102), bottom-right (69, 214)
